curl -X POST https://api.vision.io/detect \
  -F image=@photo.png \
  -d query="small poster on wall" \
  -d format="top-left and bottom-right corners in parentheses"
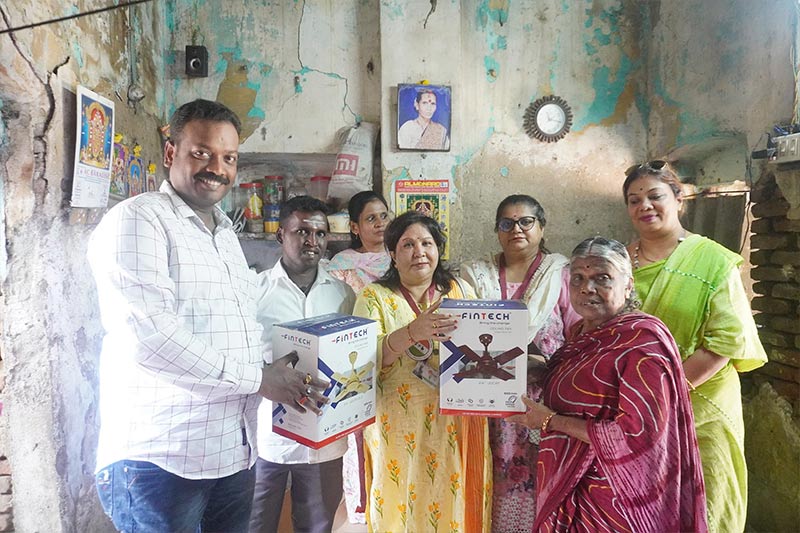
top-left (71, 85), bottom-right (115, 207)
top-left (397, 84), bottom-right (451, 151)
top-left (394, 179), bottom-right (451, 259)
top-left (109, 137), bottom-right (128, 199)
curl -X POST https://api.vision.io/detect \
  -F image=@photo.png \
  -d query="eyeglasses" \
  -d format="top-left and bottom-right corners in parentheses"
top-left (624, 159), bottom-right (668, 177)
top-left (497, 216), bottom-right (537, 232)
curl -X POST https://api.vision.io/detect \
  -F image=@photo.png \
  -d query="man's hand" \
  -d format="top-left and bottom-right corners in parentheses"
top-left (258, 351), bottom-right (330, 415)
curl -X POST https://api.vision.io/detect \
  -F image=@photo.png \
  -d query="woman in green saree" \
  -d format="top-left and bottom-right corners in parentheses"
top-left (622, 160), bottom-right (767, 533)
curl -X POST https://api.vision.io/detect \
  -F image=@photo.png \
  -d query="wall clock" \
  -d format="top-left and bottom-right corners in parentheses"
top-left (523, 95), bottom-right (573, 143)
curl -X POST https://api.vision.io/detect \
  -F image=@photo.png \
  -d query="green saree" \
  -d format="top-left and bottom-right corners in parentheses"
top-left (635, 234), bottom-right (767, 533)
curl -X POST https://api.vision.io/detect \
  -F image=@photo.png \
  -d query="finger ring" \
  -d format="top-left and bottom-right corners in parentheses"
top-left (303, 373), bottom-right (313, 385)
top-left (433, 322), bottom-right (438, 329)
top-left (296, 396), bottom-right (307, 405)
top-left (305, 387), bottom-right (313, 396)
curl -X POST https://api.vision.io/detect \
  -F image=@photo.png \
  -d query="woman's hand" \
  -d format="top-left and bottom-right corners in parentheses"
top-left (508, 395), bottom-right (553, 429)
top-left (407, 298), bottom-right (458, 342)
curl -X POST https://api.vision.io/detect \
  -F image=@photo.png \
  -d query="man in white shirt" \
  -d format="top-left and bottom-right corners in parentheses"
top-left (88, 100), bottom-right (327, 533)
top-left (249, 196), bottom-right (356, 533)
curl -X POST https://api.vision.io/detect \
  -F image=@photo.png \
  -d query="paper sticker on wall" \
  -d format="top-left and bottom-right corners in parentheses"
top-left (394, 179), bottom-right (451, 259)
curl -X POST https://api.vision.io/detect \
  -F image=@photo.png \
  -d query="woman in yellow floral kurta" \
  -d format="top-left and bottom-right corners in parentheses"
top-left (354, 212), bottom-right (491, 533)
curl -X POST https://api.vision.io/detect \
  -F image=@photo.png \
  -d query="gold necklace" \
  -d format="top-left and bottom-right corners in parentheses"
top-left (633, 231), bottom-right (686, 269)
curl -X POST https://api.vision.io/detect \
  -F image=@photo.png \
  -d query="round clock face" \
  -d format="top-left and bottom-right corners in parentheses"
top-left (523, 95), bottom-right (573, 143)
top-left (536, 103), bottom-right (567, 135)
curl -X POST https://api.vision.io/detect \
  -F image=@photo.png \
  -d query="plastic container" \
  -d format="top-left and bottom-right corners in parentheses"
top-left (327, 211), bottom-right (350, 233)
top-left (239, 182), bottom-right (264, 233)
top-left (264, 203), bottom-right (281, 233)
top-left (264, 175), bottom-right (285, 205)
top-left (308, 175), bottom-right (331, 201)
top-left (286, 179), bottom-right (308, 200)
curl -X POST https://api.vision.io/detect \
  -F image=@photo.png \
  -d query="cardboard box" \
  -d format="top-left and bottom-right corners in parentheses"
top-left (272, 313), bottom-right (378, 449)
top-left (439, 299), bottom-right (528, 416)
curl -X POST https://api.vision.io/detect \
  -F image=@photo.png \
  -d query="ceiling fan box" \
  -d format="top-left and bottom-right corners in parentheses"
top-left (439, 299), bottom-right (528, 417)
top-left (271, 313), bottom-right (378, 449)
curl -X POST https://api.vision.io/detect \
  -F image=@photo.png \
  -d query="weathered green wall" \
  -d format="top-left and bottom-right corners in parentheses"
top-left (160, 0), bottom-right (381, 154)
top-left (0, 1), bottom-right (165, 531)
top-left (0, 1), bottom-right (796, 531)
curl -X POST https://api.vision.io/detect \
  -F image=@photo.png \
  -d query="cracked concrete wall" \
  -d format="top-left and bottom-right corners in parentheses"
top-left (161, 0), bottom-right (381, 154)
top-left (0, 1), bottom-right (165, 531)
top-left (380, 0), bottom-right (648, 264)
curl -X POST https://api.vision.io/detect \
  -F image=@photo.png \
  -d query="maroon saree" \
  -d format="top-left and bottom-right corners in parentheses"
top-left (534, 312), bottom-right (708, 533)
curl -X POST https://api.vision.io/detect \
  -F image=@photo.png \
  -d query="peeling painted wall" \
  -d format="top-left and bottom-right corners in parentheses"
top-left (0, 1), bottom-right (797, 531)
top-left (380, 0), bottom-right (648, 264)
top-left (161, 0), bottom-right (381, 154)
top-left (0, 1), bottom-right (164, 531)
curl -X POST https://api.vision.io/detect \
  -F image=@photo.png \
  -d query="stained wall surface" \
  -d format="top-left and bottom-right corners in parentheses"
top-left (0, 1), bottom-right (796, 532)
top-left (0, 2), bottom-right (165, 531)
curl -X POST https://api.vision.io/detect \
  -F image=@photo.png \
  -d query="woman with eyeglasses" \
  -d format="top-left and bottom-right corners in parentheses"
top-left (354, 211), bottom-right (491, 532)
top-left (461, 194), bottom-right (579, 531)
top-left (326, 191), bottom-right (392, 524)
top-left (623, 160), bottom-right (766, 533)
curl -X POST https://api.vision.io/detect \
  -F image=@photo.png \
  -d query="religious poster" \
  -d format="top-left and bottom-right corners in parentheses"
top-left (145, 163), bottom-right (158, 192)
top-left (109, 137), bottom-right (128, 199)
top-left (127, 145), bottom-right (144, 197)
top-left (71, 85), bottom-right (114, 207)
top-left (394, 178), bottom-right (451, 258)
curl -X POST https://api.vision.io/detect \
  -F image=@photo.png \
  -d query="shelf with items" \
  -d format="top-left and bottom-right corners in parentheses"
top-left (237, 232), bottom-right (351, 241)
top-left (235, 152), bottom-right (337, 195)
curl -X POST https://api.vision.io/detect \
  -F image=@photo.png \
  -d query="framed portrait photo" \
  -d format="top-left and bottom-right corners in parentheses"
top-left (397, 84), bottom-right (451, 152)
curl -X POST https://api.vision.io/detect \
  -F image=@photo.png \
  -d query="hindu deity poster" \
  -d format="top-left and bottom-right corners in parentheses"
top-left (71, 86), bottom-right (115, 207)
top-left (109, 138), bottom-right (128, 199)
top-left (394, 178), bottom-right (451, 259)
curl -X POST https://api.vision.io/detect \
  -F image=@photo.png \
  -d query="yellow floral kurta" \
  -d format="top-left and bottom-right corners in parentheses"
top-left (354, 281), bottom-right (492, 533)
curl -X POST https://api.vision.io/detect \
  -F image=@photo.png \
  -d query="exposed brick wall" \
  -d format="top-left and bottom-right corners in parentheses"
top-left (749, 172), bottom-right (800, 416)
top-left (0, 360), bottom-right (12, 532)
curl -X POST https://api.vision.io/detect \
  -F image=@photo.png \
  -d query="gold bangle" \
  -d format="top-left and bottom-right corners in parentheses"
top-left (541, 411), bottom-right (557, 433)
top-left (385, 331), bottom-right (403, 354)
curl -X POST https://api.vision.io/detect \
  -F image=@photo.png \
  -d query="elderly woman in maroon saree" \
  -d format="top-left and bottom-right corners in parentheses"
top-left (511, 237), bottom-right (707, 533)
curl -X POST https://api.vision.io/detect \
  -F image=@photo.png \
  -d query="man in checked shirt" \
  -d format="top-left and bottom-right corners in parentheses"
top-left (88, 99), bottom-right (328, 533)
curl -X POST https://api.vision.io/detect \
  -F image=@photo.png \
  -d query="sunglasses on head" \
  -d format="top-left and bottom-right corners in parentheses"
top-left (625, 159), bottom-right (668, 177)
top-left (497, 216), bottom-right (537, 232)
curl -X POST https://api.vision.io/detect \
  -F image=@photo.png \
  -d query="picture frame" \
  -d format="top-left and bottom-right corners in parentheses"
top-left (397, 84), bottom-right (451, 152)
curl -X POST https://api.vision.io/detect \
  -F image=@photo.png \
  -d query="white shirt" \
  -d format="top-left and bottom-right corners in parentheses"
top-left (88, 181), bottom-right (263, 479)
top-left (255, 260), bottom-right (355, 464)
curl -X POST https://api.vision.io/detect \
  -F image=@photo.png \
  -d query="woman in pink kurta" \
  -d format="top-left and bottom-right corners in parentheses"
top-left (461, 195), bottom-right (578, 532)
top-left (510, 237), bottom-right (707, 533)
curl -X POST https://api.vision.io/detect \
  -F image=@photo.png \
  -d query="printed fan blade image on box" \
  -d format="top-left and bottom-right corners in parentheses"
top-left (439, 299), bottom-right (528, 416)
top-left (272, 313), bottom-right (377, 449)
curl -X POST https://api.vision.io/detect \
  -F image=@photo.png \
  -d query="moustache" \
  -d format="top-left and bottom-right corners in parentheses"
top-left (194, 172), bottom-right (230, 185)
